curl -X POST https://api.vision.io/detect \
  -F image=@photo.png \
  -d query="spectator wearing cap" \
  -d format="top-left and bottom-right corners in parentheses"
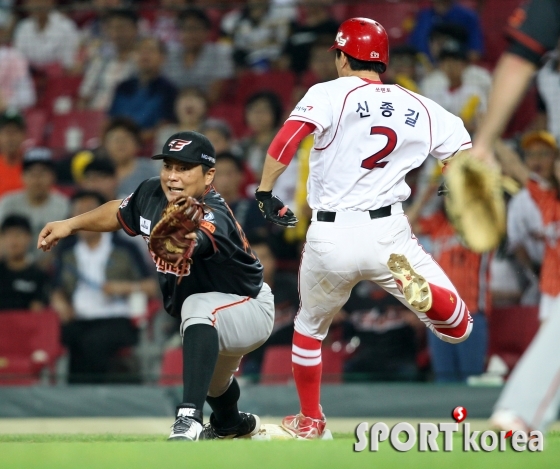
top-left (420, 39), bottom-right (486, 135)
top-left (13, 0), bottom-right (80, 71)
top-left (163, 8), bottom-right (234, 104)
top-left (109, 37), bottom-right (177, 141)
top-left (408, 0), bottom-right (484, 62)
top-left (79, 157), bottom-right (118, 202)
top-left (153, 87), bottom-right (208, 155)
top-left (280, 0), bottom-right (339, 75)
top-left (78, 9), bottom-right (139, 111)
top-left (0, 147), bottom-right (70, 262)
top-left (102, 117), bottom-right (158, 198)
top-left (495, 131), bottom-right (560, 305)
top-left (0, 112), bottom-right (26, 197)
top-left (420, 24), bottom-right (492, 100)
top-left (384, 45), bottom-right (422, 93)
top-left (0, 215), bottom-right (49, 312)
top-left (0, 12), bottom-right (36, 112)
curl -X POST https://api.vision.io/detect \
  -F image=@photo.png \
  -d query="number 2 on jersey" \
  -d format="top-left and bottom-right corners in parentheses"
top-left (361, 126), bottom-right (397, 170)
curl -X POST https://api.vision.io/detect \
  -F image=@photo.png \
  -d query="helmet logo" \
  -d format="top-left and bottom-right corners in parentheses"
top-left (335, 31), bottom-right (347, 46)
top-left (370, 51), bottom-right (380, 59)
top-left (168, 139), bottom-right (192, 151)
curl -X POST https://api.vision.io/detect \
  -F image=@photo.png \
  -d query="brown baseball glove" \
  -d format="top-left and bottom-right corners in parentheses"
top-left (443, 153), bottom-right (506, 253)
top-left (149, 197), bottom-right (205, 279)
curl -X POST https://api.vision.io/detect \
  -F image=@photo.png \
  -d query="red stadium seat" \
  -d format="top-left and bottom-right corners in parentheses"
top-left (346, 2), bottom-right (419, 43)
top-left (159, 347), bottom-right (183, 386)
top-left (235, 70), bottom-right (297, 109)
top-left (38, 74), bottom-right (84, 115)
top-left (46, 110), bottom-right (106, 152)
top-left (0, 310), bottom-right (62, 386)
top-left (261, 345), bottom-right (344, 385)
top-left (487, 305), bottom-right (540, 373)
top-left (261, 345), bottom-right (292, 385)
top-left (207, 102), bottom-right (247, 139)
top-left (23, 107), bottom-right (48, 147)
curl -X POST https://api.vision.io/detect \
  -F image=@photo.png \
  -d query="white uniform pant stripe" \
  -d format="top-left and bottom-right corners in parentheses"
top-left (432, 302), bottom-right (467, 329)
top-left (428, 297), bottom-right (464, 325)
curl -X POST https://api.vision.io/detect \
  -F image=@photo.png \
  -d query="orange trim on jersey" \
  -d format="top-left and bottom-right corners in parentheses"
top-left (117, 210), bottom-right (137, 236)
top-left (210, 297), bottom-right (251, 326)
top-left (360, 78), bottom-right (383, 84)
top-left (314, 83), bottom-right (372, 151)
top-left (505, 26), bottom-right (547, 56)
top-left (396, 85), bottom-right (433, 152)
top-left (200, 220), bottom-right (216, 234)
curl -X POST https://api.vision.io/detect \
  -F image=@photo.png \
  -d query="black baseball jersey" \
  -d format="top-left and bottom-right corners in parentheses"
top-left (117, 178), bottom-right (263, 317)
top-left (505, 0), bottom-right (560, 65)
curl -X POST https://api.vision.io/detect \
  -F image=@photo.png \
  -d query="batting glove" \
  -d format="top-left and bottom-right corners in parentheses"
top-left (255, 189), bottom-right (298, 228)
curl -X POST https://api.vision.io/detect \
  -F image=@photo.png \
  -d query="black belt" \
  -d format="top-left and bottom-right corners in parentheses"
top-left (317, 206), bottom-right (392, 222)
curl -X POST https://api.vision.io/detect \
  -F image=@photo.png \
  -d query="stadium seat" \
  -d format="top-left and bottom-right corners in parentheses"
top-left (38, 74), bottom-right (84, 115)
top-left (260, 345), bottom-right (344, 385)
top-left (0, 310), bottom-right (62, 386)
top-left (487, 305), bottom-right (540, 373)
top-left (207, 102), bottom-right (247, 139)
top-left (159, 347), bottom-right (183, 386)
top-left (346, 2), bottom-right (419, 42)
top-left (46, 110), bottom-right (106, 152)
top-left (260, 345), bottom-right (292, 385)
top-left (23, 107), bottom-right (48, 147)
top-left (235, 70), bottom-right (297, 109)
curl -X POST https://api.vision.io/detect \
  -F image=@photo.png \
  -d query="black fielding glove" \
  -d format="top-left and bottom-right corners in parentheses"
top-left (255, 189), bottom-right (298, 228)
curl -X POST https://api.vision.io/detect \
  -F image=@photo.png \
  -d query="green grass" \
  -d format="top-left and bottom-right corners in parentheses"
top-left (0, 433), bottom-right (558, 469)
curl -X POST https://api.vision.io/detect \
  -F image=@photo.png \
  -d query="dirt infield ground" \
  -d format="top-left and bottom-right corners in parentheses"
top-left (1, 417), bottom-right (559, 434)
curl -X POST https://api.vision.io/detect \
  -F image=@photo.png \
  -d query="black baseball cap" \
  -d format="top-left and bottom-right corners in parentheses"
top-left (22, 147), bottom-right (55, 171)
top-left (0, 111), bottom-right (25, 130)
top-left (152, 131), bottom-right (216, 168)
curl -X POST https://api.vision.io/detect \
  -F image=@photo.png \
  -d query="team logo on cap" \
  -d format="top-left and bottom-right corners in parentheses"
top-left (335, 31), bottom-right (347, 46)
top-left (370, 51), bottom-right (380, 59)
top-left (168, 139), bottom-right (192, 151)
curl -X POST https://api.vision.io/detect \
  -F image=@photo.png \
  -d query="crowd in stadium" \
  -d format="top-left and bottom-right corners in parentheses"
top-left (0, 0), bottom-right (558, 386)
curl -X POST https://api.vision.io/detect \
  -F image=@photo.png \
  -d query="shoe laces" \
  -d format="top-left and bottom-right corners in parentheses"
top-left (172, 416), bottom-right (194, 434)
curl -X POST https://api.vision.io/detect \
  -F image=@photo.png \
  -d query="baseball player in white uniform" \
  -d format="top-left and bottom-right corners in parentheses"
top-left (255, 17), bottom-right (474, 439)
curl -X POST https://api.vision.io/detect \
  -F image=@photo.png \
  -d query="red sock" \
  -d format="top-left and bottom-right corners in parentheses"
top-left (425, 283), bottom-right (471, 340)
top-left (291, 330), bottom-right (323, 419)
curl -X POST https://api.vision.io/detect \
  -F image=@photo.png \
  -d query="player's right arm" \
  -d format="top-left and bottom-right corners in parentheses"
top-left (37, 199), bottom-right (122, 252)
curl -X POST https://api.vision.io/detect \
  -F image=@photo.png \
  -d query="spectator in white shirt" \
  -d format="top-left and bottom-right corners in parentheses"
top-left (78, 8), bottom-right (138, 111)
top-left (13, 0), bottom-right (80, 71)
top-left (0, 13), bottom-right (35, 112)
top-left (421, 40), bottom-right (486, 135)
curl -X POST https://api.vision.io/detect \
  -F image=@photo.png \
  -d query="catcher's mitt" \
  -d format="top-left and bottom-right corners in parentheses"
top-left (149, 197), bottom-right (204, 279)
top-left (443, 153), bottom-right (506, 253)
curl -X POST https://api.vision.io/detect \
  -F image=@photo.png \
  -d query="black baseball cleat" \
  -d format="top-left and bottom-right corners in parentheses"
top-left (168, 404), bottom-right (203, 441)
top-left (200, 412), bottom-right (261, 440)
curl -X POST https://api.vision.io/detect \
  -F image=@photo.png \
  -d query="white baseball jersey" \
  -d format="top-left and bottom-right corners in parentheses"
top-left (287, 76), bottom-right (472, 211)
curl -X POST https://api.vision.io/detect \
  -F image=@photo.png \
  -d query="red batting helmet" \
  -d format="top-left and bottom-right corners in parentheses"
top-left (329, 17), bottom-right (389, 65)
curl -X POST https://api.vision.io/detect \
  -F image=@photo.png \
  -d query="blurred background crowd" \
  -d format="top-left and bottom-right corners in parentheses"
top-left (0, 0), bottom-right (557, 387)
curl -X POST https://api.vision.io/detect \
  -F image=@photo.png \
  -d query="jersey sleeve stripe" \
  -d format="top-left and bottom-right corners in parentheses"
top-left (395, 85), bottom-right (433, 152)
top-left (287, 115), bottom-right (324, 131)
top-left (505, 26), bottom-right (547, 56)
top-left (274, 121), bottom-right (308, 163)
top-left (314, 83), bottom-right (371, 151)
top-left (117, 210), bottom-right (137, 236)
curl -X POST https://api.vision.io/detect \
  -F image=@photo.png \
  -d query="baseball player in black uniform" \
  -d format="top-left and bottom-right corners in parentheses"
top-left (38, 131), bottom-right (275, 441)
